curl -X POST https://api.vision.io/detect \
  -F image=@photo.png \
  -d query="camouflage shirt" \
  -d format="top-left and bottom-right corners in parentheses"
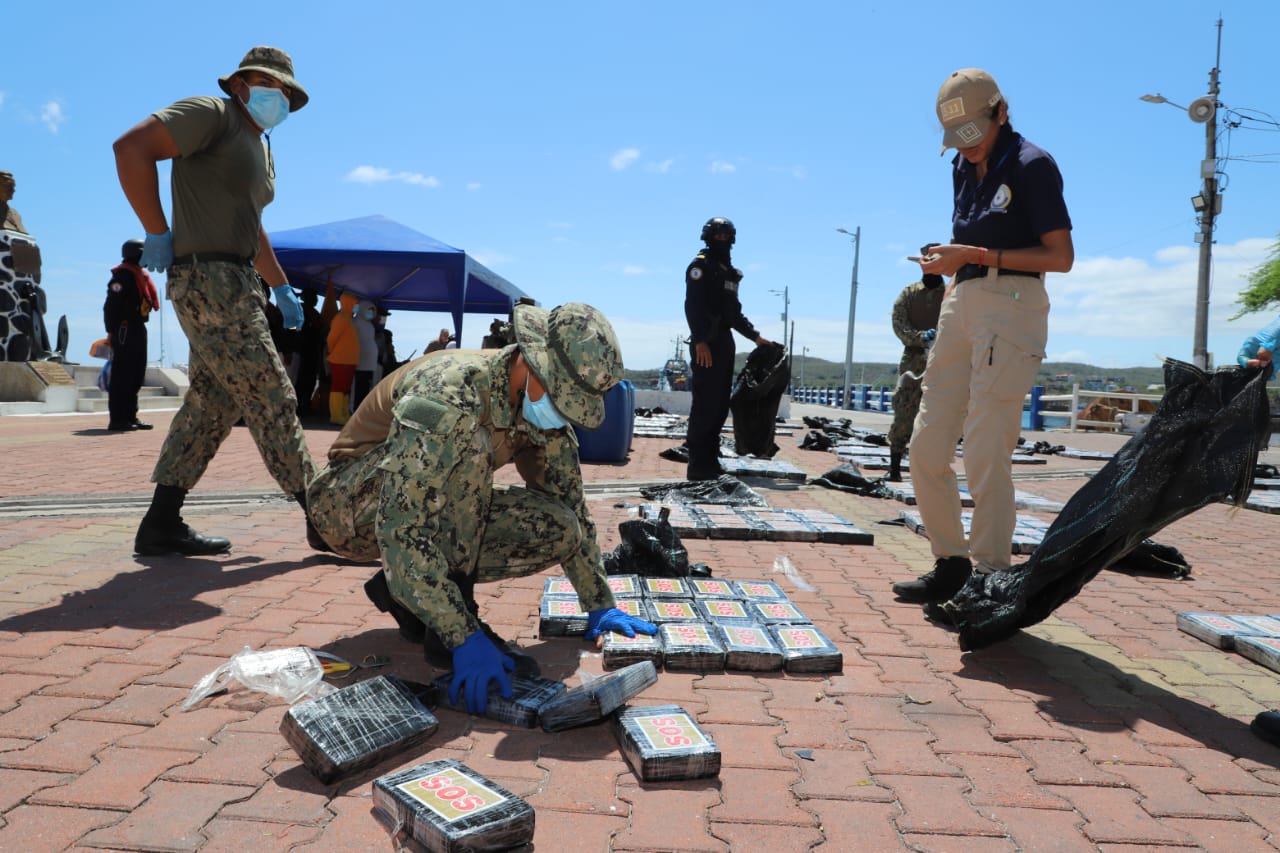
top-left (372, 346), bottom-right (615, 645)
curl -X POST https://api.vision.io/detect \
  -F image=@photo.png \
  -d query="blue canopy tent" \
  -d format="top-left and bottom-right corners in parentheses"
top-left (270, 215), bottom-right (529, 341)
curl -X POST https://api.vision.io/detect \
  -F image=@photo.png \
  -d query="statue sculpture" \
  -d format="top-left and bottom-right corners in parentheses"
top-left (0, 170), bottom-right (66, 361)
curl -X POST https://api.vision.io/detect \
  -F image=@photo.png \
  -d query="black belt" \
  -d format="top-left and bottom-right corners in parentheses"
top-left (954, 263), bottom-right (1041, 284)
top-left (170, 252), bottom-right (255, 267)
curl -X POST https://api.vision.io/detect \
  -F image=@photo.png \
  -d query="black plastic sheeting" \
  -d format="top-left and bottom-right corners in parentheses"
top-left (934, 360), bottom-right (1271, 651)
top-left (731, 344), bottom-right (790, 458)
top-left (810, 463), bottom-right (894, 499)
top-left (602, 508), bottom-right (711, 578)
top-left (639, 476), bottom-right (769, 507)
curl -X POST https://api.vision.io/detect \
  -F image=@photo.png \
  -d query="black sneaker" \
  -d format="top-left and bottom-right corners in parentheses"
top-left (134, 519), bottom-right (231, 556)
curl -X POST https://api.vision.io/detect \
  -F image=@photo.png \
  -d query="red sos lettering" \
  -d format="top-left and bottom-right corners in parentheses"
top-left (419, 775), bottom-right (485, 811)
top-left (676, 625), bottom-right (700, 641)
top-left (734, 628), bottom-right (759, 645)
top-left (713, 602), bottom-right (734, 615)
top-left (765, 604), bottom-right (788, 617)
top-left (651, 717), bottom-right (692, 747)
top-left (787, 630), bottom-right (816, 647)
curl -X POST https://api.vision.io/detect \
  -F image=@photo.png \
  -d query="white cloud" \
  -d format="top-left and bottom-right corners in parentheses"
top-left (710, 160), bottom-right (736, 174)
top-left (466, 182), bottom-right (481, 191)
top-left (40, 100), bottom-right (66, 134)
top-left (610, 148), bottom-right (640, 171)
top-left (647, 158), bottom-right (674, 174)
top-left (0, 92), bottom-right (7, 110)
top-left (345, 165), bottom-right (440, 188)
top-left (622, 265), bottom-right (648, 275)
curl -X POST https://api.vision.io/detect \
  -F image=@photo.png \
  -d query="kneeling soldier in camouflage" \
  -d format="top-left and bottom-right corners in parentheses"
top-left (308, 302), bottom-right (657, 713)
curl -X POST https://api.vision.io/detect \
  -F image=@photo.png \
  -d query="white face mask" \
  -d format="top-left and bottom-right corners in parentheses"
top-left (244, 86), bottom-right (290, 130)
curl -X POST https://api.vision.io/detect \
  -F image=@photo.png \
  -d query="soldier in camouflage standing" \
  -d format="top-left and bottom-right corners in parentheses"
top-left (886, 273), bottom-right (944, 481)
top-left (112, 47), bottom-right (318, 556)
top-left (307, 302), bottom-right (657, 714)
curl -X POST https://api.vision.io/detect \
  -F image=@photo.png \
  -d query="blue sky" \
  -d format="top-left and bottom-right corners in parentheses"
top-left (4, 1), bottom-right (1280, 373)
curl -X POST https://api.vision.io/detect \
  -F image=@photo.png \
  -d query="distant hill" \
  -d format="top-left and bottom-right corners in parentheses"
top-left (623, 354), bottom-right (1172, 395)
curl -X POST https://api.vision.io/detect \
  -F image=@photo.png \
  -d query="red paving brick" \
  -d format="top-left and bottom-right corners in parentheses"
top-left (1, 406), bottom-right (1279, 850)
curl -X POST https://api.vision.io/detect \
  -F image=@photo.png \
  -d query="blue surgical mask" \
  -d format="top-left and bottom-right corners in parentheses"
top-left (522, 375), bottom-right (568, 431)
top-left (244, 86), bottom-right (290, 131)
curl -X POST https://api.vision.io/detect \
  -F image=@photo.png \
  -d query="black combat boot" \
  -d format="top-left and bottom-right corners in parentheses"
top-left (1252, 711), bottom-right (1280, 748)
top-left (455, 575), bottom-right (541, 677)
top-left (134, 485), bottom-right (231, 556)
top-left (891, 556), bottom-right (972, 603)
top-left (364, 569), bottom-right (427, 643)
top-left (294, 491), bottom-right (333, 553)
top-left (887, 451), bottom-right (903, 482)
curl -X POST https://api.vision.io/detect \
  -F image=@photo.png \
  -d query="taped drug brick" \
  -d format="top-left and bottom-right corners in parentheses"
top-left (648, 599), bottom-right (702, 624)
top-left (614, 704), bottom-right (721, 781)
top-left (539, 596), bottom-right (589, 637)
top-left (769, 624), bottom-right (843, 674)
top-left (612, 597), bottom-right (653, 621)
top-left (372, 758), bottom-right (534, 852)
top-left (1176, 612), bottom-right (1260, 650)
top-left (1235, 635), bottom-right (1280, 675)
top-left (696, 598), bottom-right (754, 624)
top-left (280, 675), bottom-right (440, 784)
top-left (538, 661), bottom-right (659, 732)
top-left (733, 580), bottom-right (790, 602)
top-left (607, 574), bottom-right (643, 597)
top-left (641, 577), bottom-right (693, 599)
top-left (715, 623), bottom-right (785, 672)
top-left (432, 674), bottom-right (566, 728)
top-left (601, 630), bottom-right (664, 671)
top-left (659, 622), bottom-right (725, 673)
top-left (688, 578), bottom-right (739, 599)
top-left (749, 599), bottom-right (810, 625)
top-left (542, 576), bottom-right (577, 598)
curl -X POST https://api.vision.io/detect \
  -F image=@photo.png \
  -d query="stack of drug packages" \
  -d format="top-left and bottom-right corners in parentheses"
top-left (539, 574), bottom-right (843, 675)
top-left (1176, 611), bottom-right (1280, 673)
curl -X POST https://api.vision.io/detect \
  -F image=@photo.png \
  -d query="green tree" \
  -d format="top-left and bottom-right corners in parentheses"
top-left (1231, 232), bottom-right (1280, 319)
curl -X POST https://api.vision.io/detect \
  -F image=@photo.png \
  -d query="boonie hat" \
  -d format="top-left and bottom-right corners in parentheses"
top-left (219, 46), bottom-right (309, 112)
top-left (512, 302), bottom-right (623, 429)
top-left (936, 68), bottom-right (1002, 151)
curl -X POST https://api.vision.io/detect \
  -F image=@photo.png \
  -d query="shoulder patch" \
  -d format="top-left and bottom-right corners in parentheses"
top-left (110, 282), bottom-right (123, 292)
top-left (689, 267), bottom-right (703, 281)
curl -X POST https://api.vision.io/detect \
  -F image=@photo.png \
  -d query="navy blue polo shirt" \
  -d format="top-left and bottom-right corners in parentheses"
top-left (951, 125), bottom-right (1071, 251)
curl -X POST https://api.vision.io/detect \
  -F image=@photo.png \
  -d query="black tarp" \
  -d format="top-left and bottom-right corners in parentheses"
top-left (934, 360), bottom-right (1271, 650)
top-left (730, 344), bottom-right (790, 457)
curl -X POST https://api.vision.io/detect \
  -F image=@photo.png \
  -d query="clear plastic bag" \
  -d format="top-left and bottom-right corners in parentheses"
top-left (182, 646), bottom-right (335, 710)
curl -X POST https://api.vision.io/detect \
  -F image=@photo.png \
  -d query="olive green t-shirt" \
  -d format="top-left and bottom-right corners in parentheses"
top-left (154, 96), bottom-right (273, 259)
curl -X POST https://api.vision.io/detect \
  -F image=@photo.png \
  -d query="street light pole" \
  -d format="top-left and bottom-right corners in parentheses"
top-left (1193, 21), bottom-right (1223, 371)
top-left (836, 227), bottom-right (860, 409)
top-left (1140, 17), bottom-right (1223, 371)
top-left (768, 286), bottom-right (790, 341)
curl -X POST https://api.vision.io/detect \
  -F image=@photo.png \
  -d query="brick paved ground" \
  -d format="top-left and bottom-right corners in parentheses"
top-left (0, 402), bottom-right (1278, 851)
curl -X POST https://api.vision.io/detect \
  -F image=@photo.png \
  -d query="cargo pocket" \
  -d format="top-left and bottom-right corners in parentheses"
top-left (973, 332), bottom-right (1044, 403)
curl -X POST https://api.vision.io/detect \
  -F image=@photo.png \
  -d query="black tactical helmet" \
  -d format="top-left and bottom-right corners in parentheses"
top-left (121, 239), bottom-right (145, 264)
top-left (701, 217), bottom-right (736, 244)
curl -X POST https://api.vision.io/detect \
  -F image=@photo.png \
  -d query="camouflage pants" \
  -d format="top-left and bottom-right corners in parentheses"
top-left (888, 347), bottom-right (928, 454)
top-left (308, 436), bottom-right (583, 644)
top-left (153, 261), bottom-right (315, 493)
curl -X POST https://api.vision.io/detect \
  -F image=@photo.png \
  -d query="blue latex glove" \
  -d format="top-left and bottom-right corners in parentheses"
top-left (448, 630), bottom-right (514, 714)
top-left (921, 329), bottom-right (937, 344)
top-left (140, 230), bottom-right (174, 273)
top-left (585, 607), bottom-right (659, 641)
top-left (272, 284), bottom-right (304, 330)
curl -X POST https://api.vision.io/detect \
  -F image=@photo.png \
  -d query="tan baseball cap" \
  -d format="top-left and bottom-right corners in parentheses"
top-left (936, 68), bottom-right (1003, 151)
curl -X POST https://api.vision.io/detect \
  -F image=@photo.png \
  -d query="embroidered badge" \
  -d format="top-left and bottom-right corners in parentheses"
top-left (991, 184), bottom-right (1012, 210)
top-left (110, 282), bottom-right (123, 292)
top-left (954, 121), bottom-right (983, 146)
top-left (939, 96), bottom-right (965, 121)
top-left (689, 267), bottom-right (703, 280)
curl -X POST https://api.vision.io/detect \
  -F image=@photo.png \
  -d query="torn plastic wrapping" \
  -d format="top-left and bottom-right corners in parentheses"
top-left (183, 646), bottom-right (336, 710)
top-left (639, 475), bottom-right (768, 507)
top-left (937, 361), bottom-right (1271, 651)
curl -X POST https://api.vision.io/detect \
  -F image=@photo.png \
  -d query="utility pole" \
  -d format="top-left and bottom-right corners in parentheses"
top-left (1193, 17), bottom-right (1223, 371)
top-left (836, 227), bottom-right (860, 409)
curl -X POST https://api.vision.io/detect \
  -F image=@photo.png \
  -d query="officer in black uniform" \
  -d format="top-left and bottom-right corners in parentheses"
top-left (683, 217), bottom-right (775, 480)
top-left (103, 239), bottom-right (159, 431)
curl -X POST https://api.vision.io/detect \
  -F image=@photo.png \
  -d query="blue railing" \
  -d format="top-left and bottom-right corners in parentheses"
top-left (789, 384), bottom-right (1048, 431)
